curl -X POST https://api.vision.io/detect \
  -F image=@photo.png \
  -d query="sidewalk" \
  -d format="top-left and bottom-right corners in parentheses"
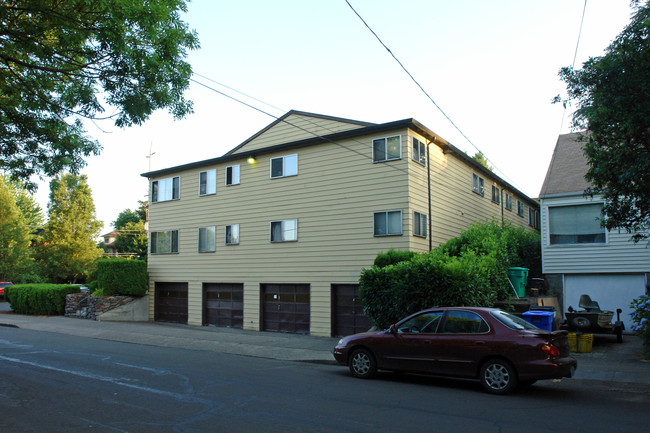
top-left (1, 301), bottom-right (648, 386)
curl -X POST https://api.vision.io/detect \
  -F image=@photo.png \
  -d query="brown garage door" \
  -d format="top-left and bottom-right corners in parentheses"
top-left (155, 282), bottom-right (188, 323)
top-left (332, 284), bottom-right (372, 337)
top-left (262, 284), bottom-right (310, 335)
top-left (203, 283), bottom-right (243, 329)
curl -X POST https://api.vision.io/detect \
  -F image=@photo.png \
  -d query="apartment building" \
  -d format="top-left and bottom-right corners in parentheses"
top-left (142, 110), bottom-right (539, 337)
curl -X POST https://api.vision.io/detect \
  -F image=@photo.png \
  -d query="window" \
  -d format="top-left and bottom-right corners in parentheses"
top-left (225, 224), bottom-right (240, 245)
top-left (198, 226), bottom-right (216, 252)
top-left (150, 230), bottom-right (178, 254)
top-left (549, 204), bottom-right (605, 245)
top-left (472, 174), bottom-right (484, 196)
top-left (374, 210), bottom-right (402, 236)
top-left (270, 154), bottom-right (298, 178)
top-left (491, 185), bottom-right (500, 204)
top-left (226, 165), bottom-right (240, 186)
top-left (373, 135), bottom-right (401, 162)
top-left (199, 169), bottom-right (216, 196)
top-left (411, 138), bottom-right (426, 165)
top-left (270, 219), bottom-right (298, 242)
top-left (505, 193), bottom-right (513, 211)
top-left (442, 310), bottom-right (490, 334)
top-left (517, 200), bottom-right (524, 217)
top-left (413, 211), bottom-right (427, 238)
top-left (397, 311), bottom-right (444, 333)
top-left (529, 209), bottom-right (540, 229)
top-left (151, 177), bottom-right (179, 203)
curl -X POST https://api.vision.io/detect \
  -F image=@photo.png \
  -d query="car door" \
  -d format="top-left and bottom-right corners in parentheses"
top-left (432, 310), bottom-right (494, 377)
top-left (375, 311), bottom-right (445, 373)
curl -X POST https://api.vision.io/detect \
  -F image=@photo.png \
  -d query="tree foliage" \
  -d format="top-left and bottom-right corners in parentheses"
top-left (0, 0), bottom-right (199, 189)
top-left (38, 174), bottom-right (103, 283)
top-left (558, 1), bottom-right (650, 241)
top-left (0, 176), bottom-right (32, 281)
top-left (472, 152), bottom-right (493, 171)
top-left (112, 201), bottom-right (148, 258)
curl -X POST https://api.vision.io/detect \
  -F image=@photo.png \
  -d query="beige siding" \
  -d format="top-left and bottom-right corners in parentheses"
top-left (231, 113), bottom-right (367, 155)
top-left (149, 128), bottom-right (411, 336)
top-left (406, 132), bottom-right (534, 252)
top-left (541, 195), bottom-right (650, 274)
top-left (148, 125), bottom-right (538, 336)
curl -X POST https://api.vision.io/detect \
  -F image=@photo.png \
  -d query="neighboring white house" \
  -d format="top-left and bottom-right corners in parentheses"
top-left (539, 132), bottom-right (649, 321)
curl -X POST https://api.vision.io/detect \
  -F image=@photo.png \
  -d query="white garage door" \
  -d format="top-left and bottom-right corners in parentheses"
top-left (564, 274), bottom-right (647, 325)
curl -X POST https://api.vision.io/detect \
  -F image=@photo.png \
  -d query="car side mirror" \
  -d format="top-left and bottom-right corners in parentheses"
top-left (389, 324), bottom-right (398, 334)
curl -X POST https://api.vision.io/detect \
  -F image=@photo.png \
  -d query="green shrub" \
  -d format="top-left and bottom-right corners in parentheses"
top-left (97, 258), bottom-right (147, 296)
top-left (359, 250), bottom-right (509, 329)
top-left (359, 220), bottom-right (536, 329)
top-left (4, 284), bottom-right (80, 315)
top-left (373, 249), bottom-right (419, 268)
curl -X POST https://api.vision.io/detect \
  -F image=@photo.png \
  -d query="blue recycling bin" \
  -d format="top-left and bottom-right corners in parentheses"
top-left (522, 310), bottom-right (554, 331)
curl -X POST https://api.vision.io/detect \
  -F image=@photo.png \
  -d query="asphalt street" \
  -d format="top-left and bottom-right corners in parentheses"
top-left (1, 326), bottom-right (649, 433)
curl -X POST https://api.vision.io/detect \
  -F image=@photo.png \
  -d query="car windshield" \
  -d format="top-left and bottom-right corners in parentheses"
top-left (491, 310), bottom-right (539, 330)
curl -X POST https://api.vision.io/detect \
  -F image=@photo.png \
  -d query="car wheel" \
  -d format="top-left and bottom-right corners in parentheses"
top-left (480, 359), bottom-right (517, 394)
top-left (349, 348), bottom-right (377, 379)
top-left (571, 316), bottom-right (591, 330)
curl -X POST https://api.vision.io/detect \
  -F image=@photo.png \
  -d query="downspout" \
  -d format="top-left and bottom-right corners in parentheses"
top-left (500, 186), bottom-right (504, 225)
top-left (427, 139), bottom-right (433, 251)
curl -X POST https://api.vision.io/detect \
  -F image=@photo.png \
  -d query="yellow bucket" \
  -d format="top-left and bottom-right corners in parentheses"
top-left (568, 332), bottom-right (577, 352)
top-left (577, 333), bottom-right (593, 353)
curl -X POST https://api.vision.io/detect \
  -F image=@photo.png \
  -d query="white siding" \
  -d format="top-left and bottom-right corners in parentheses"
top-left (541, 195), bottom-right (650, 274)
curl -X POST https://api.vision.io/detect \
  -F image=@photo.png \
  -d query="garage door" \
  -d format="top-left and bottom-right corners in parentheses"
top-left (262, 284), bottom-right (310, 335)
top-left (564, 274), bottom-right (646, 321)
top-left (331, 284), bottom-right (372, 337)
top-left (155, 282), bottom-right (188, 323)
top-left (204, 283), bottom-right (243, 329)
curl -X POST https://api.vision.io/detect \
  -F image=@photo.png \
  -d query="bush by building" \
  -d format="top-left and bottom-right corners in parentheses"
top-left (96, 258), bottom-right (147, 296)
top-left (4, 284), bottom-right (81, 315)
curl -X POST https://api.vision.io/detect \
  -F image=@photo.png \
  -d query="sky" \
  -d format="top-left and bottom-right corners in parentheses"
top-left (31, 0), bottom-right (636, 237)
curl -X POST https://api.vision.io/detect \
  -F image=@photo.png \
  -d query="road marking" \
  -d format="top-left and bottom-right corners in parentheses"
top-left (0, 354), bottom-right (209, 404)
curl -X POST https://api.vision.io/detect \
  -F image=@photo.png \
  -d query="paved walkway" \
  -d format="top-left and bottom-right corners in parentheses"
top-left (1, 301), bottom-right (648, 386)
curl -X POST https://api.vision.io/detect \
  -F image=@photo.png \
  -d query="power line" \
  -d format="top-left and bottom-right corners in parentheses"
top-left (344, 0), bottom-right (518, 188)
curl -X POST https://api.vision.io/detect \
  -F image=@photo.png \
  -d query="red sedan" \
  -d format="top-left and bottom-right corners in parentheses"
top-left (0, 282), bottom-right (13, 298)
top-left (333, 307), bottom-right (577, 394)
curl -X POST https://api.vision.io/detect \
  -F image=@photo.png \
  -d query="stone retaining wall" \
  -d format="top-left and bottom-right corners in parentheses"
top-left (65, 293), bottom-right (136, 320)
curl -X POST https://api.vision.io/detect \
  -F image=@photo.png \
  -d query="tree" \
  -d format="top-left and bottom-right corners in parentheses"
top-left (0, 176), bottom-right (32, 281)
top-left (0, 0), bottom-right (199, 189)
top-left (39, 174), bottom-right (103, 283)
top-left (558, 1), bottom-right (650, 241)
top-left (472, 152), bottom-right (493, 171)
top-left (111, 201), bottom-right (148, 258)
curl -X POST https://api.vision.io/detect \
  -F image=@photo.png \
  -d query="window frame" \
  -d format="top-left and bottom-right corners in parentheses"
top-left (517, 200), bottom-right (525, 217)
top-left (150, 229), bottom-right (179, 254)
top-left (226, 165), bottom-right (240, 186)
top-left (199, 169), bottom-right (216, 196)
top-left (198, 226), bottom-right (216, 253)
top-left (413, 211), bottom-right (428, 238)
top-left (472, 173), bottom-right (485, 196)
top-left (270, 154), bottom-right (298, 179)
top-left (411, 137), bottom-right (426, 166)
top-left (270, 219), bottom-right (298, 242)
top-left (548, 203), bottom-right (606, 245)
top-left (151, 176), bottom-right (180, 203)
top-left (505, 193), bottom-right (513, 211)
top-left (372, 135), bottom-right (401, 163)
top-left (373, 210), bottom-right (403, 237)
top-left (225, 224), bottom-right (240, 245)
top-left (491, 185), bottom-right (500, 204)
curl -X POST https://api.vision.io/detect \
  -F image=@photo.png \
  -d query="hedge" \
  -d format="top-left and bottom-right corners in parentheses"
top-left (97, 259), bottom-right (147, 296)
top-left (359, 250), bottom-right (510, 330)
top-left (5, 284), bottom-right (81, 315)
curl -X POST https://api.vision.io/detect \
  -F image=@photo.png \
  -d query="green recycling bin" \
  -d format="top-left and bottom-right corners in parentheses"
top-left (507, 267), bottom-right (528, 298)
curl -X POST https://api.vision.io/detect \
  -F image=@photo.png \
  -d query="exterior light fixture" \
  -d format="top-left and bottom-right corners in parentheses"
top-left (247, 155), bottom-right (256, 164)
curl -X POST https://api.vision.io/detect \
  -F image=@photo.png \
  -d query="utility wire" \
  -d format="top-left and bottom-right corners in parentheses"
top-left (344, 0), bottom-right (517, 187)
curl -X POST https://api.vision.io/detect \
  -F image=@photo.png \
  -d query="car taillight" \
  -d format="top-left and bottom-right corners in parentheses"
top-left (541, 344), bottom-right (560, 357)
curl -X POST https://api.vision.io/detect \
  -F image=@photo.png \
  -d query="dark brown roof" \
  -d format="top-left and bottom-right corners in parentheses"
top-left (539, 132), bottom-right (591, 197)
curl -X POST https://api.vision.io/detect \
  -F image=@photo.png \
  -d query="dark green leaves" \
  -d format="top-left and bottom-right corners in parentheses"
top-left (0, 0), bottom-right (198, 189)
